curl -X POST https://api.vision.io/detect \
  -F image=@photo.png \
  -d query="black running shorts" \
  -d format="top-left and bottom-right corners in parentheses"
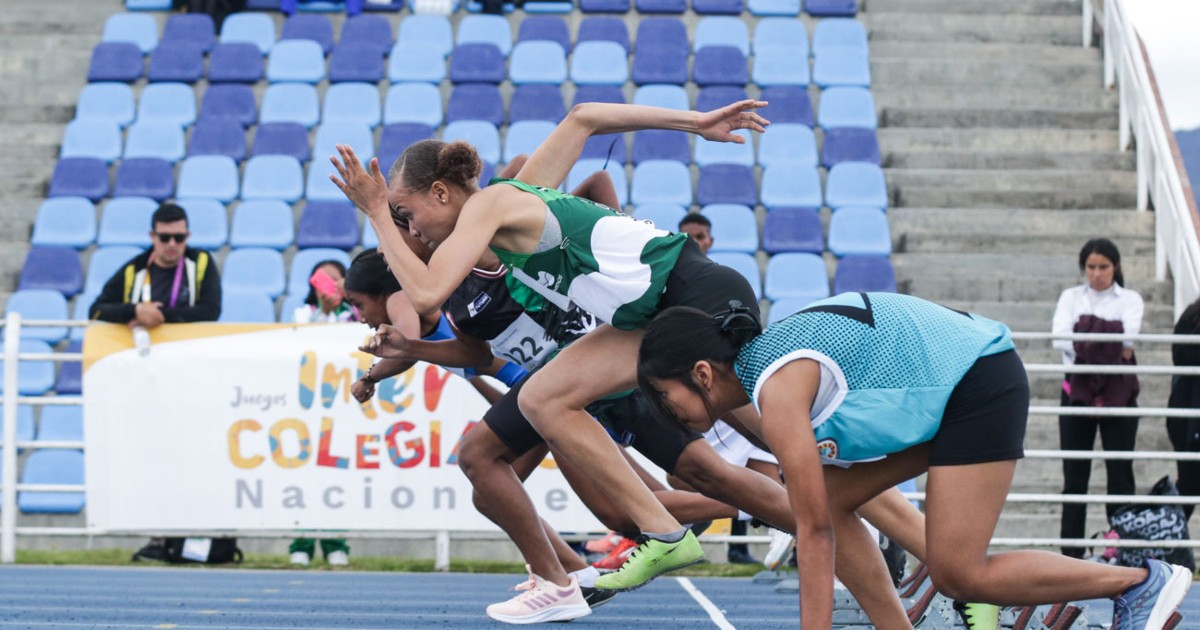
top-left (659, 238), bottom-right (762, 320)
top-left (927, 349), bottom-right (1030, 466)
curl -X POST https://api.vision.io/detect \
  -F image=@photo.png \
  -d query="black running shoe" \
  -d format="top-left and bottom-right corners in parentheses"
top-left (581, 586), bottom-right (617, 609)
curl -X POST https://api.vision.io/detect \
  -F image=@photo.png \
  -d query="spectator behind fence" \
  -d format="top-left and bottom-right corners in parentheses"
top-left (1051, 238), bottom-right (1144, 558)
top-left (678, 213), bottom-right (713, 256)
top-left (1169, 297), bottom-right (1200, 522)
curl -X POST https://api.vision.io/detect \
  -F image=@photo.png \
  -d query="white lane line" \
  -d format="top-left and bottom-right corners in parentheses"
top-left (675, 577), bottom-right (736, 630)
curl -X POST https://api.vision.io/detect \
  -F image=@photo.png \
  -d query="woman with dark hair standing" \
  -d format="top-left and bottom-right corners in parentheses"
top-left (1051, 238), bottom-right (1145, 558)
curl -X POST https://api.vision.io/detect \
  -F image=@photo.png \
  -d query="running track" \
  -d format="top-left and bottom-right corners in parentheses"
top-left (0, 565), bottom-right (1197, 629)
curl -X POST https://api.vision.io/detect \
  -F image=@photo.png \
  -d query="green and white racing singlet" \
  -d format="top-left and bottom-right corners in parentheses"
top-left (488, 178), bottom-right (687, 330)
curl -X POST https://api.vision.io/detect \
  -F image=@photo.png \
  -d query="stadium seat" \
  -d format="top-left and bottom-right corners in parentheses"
top-left (340, 15), bottom-right (394, 56)
top-left (138, 82), bottom-right (197, 129)
top-left (245, 0), bottom-right (282, 8)
top-left (805, 0), bottom-right (856, 16)
top-left (38, 405), bottom-right (84, 442)
top-left (754, 45), bottom-right (810, 87)
top-left (813, 46), bottom-right (870, 88)
top-left (68, 294), bottom-right (93, 342)
top-left (636, 18), bottom-right (688, 51)
top-left (48, 158), bottom-right (109, 202)
top-left (759, 124), bottom-right (818, 169)
top-left (102, 14), bottom-right (158, 54)
top-left (267, 40), bottom-right (327, 83)
top-left (220, 290), bottom-right (278, 322)
top-left (457, 15), bottom-right (512, 56)
top-left (633, 85), bottom-right (689, 111)
top-left (0, 404), bottom-right (36, 445)
top-left (509, 85), bottom-right (566, 123)
top-left (188, 118), bottom-right (248, 161)
top-left (5, 290), bottom-right (69, 344)
top-left (693, 46), bottom-right (749, 86)
top-left (387, 42), bottom-right (446, 83)
top-left (445, 84), bottom-right (503, 126)
top-left (296, 201), bottom-right (359, 250)
top-left (199, 84), bottom-right (258, 128)
top-left (567, 159), bottom-right (628, 207)
top-left (18, 248), bottom-right (83, 297)
top-left (220, 13), bottom-right (277, 55)
top-left (383, 83), bottom-right (440, 127)
top-left (631, 160), bottom-right (691, 207)
top-left (17, 449), bottom-right (85, 514)
top-left (696, 86), bottom-right (748, 112)
top-left (74, 83), bottom-right (136, 128)
top-left (577, 17), bottom-right (629, 53)
top-left (817, 87), bottom-right (877, 129)
top-left (762, 207), bottom-right (824, 254)
top-left (113, 158), bottom-right (174, 201)
top-left (825, 162), bottom-right (888, 209)
top-left (754, 17), bottom-right (808, 53)
top-left (260, 83), bottom-right (321, 128)
top-left (579, 0), bottom-right (630, 12)
top-left (325, 82), bottom-right (382, 127)
top-left (288, 248), bottom-right (351, 295)
top-left (281, 14), bottom-right (335, 54)
top-left (377, 123), bottom-right (435, 171)
top-left (84, 246), bottom-right (141, 295)
top-left (632, 44), bottom-right (688, 86)
top-left (175, 198), bottom-right (229, 250)
top-left (59, 120), bottom-right (122, 163)
top-left (759, 86), bottom-right (814, 126)
top-left (397, 15), bottom-right (453, 58)
top-left (147, 43), bottom-right (205, 83)
top-left (31, 198), bottom-right (96, 249)
top-left (328, 42), bottom-right (385, 83)
top-left (504, 121), bottom-right (556, 163)
top-left (223, 247), bottom-right (287, 298)
top-left (209, 43), bottom-right (265, 83)
top-left (631, 130), bottom-right (690, 166)
top-left (448, 43), bottom-right (506, 84)
top-left (163, 14), bottom-right (217, 53)
top-left (510, 41), bottom-right (568, 85)
top-left (53, 342), bottom-right (83, 396)
top-left (703, 204), bottom-right (757, 254)
top-left (812, 18), bottom-right (868, 56)
top-left (252, 122), bottom-right (311, 161)
top-left (230, 198), bottom-right (295, 248)
top-left (637, 0), bottom-right (686, 13)
top-left (748, 0), bottom-right (799, 15)
top-left (765, 252), bottom-right (828, 302)
top-left (580, 133), bottom-right (627, 163)
top-left (635, 204), bottom-right (686, 231)
top-left (362, 0), bottom-right (404, 10)
top-left (123, 120), bottom-right (186, 162)
top-left (694, 130), bottom-right (754, 167)
top-left (694, 17), bottom-right (749, 54)
top-left (87, 43), bottom-right (143, 83)
top-left (697, 164), bottom-right (757, 207)
top-left (769, 296), bottom-right (821, 324)
top-left (442, 120), bottom-right (501, 164)
top-left (821, 127), bottom-right (881, 167)
top-left (313, 121), bottom-right (374, 167)
top-left (0, 339), bottom-right (56, 396)
top-left (517, 16), bottom-right (571, 51)
top-left (175, 156), bottom-right (239, 202)
top-left (277, 292), bottom-right (309, 323)
top-left (834, 256), bottom-right (897, 293)
top-left (828, 206), bottom-right (891, 257)
top-left (709, 252), bottom-right (762, 299)
top-left (97, 196), bottom-right (156, 247)
top-left (361, 222), bottom-right (378, 248)
top-left (241, 155), bottom-right (304, 203)
top-left (479, 162), bottom-right (495, 188)
top-left (761, 166), bottom-right (821, 209)
top-left (693, 0), bottom-right (742, 14)
top-left (575, 85), bottom-right (626, 108)
top-left (305, 162), bottom-right (347, 202)
top-left (522, 0), bottom-right (573, 14)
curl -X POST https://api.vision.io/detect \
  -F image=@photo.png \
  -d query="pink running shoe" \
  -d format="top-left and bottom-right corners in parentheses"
top-left (586, 531), bottom-right (626, 554)
top-left (485, 567), bottom-right (591, 625)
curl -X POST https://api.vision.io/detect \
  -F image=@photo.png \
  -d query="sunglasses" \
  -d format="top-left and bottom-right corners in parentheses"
top-left (155, 232), bottom-right (189, 244)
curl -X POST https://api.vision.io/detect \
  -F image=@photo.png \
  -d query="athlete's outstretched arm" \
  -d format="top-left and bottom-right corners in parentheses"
top-left (362, 323), bottom-right (496, 369)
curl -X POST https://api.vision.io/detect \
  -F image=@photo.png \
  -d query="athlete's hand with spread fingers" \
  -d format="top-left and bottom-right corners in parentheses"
top-left (351, 378), bottom-right (376, 404)
top-left (359, 323), bottom-right (412, 359)
top-left (329, 144), bottom-right (389, 217)
top-left (695, 99), bottom-right (770, 144)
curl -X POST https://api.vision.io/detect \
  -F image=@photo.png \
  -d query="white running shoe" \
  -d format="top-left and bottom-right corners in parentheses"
top-left (289, 551), bottom-right (310, 566)
top-left (486, 567), bottom-right (592, 625)
top-left (763, 528), bottom-right (795, 571)
top-left (326, 550), bottom-right (349, 566)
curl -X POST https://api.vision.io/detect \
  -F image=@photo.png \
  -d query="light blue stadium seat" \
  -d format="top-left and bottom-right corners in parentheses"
top-left (137, 83), bottom-right (197, 128)
top-left (241, 155), bottom-right (304, 203)
top-left (747, 0), bottom-right (799, 15)
top-left (634, 204), bottom-right (686, 231)
top-left (123, 120), bottom-right (186, 162)
top-left (825, 162), bottom-right (888, 209)
top-left (442, 121), bottom-right (501, 165)
top-left (60, 120), bottom-right (122, 163)
top-left (753, 17), bottom-right (808, 54)
top-left (812, 46), bottom-right (871, 88)
top-left (703, 204), bottom-right (757, 253)
top-left (266, 40), bottom-right (327, 83)
top-left (0, 339), bottom-right (56, 396)
top-left (709, 252), bottom-right (761, 299)
top-left (0, 404), bottom-right (36, 446)
top-left (5, 290), bottom-right (69, 343)
top-left (304, 162), bottom-right (347, 202)
top-left (177, 156), bottom-right (240, 202)
top-left (313, 121), bottom-right (374, 168)
top-left (260, 83), bottom-right (321, 128)
top-left (175, 198), bottom-right (229, 250)
top-left (765, 252), bottom-right (828, 302)
top-left (324, 82), bottom-right (382, 128)
top-left (97, 196), bottom-right (156, 247)
top-left (17, 449), bottom-right (85, 514)
top-left (631, 160), bottom-right (692, 208)
top-left (220, 290), bottom-right (278, 323)
top-left (761, 166), bottom-right (822, 209)
top-left (694, 130), bottom-right (754, 167)
top-left (834, 255), bottom-right (897, 294)
top-left (229, 199), bottom-right (295, 249)
top-left (767, 296), bottom-right (816, 325)
top-left (361, 221), bottom-right (378, 248)
top-left (504, 121), bottom-right (556, 163)
top-left (817, 87), bottom-right (876, 129)
top-left (220, 13), bottom-right (277, 55)
top-left (567, 159), bottom-right (628, 208)
top-left (759, 123), bottom-right (818, 169)
top-left (510, 41), bottom-right (567, 85)
top-left (753, 45), bottom-right (810, 87)
top-left (569, 41), bottom-right (628, 86)
top-left (85, 246), bottom-right (142, 295)
top-left (812, 18), bottom-right (868, 57)
top-left (75, 83), bottom-right (136, 128)
top-left (693, 17), bottom-right (749, 54)
top-left (456, 15), bottom-right (512, 56)
top-left (828, 206), bottom-right (891, 257)
top-left (384, 83), bottom-right (442, 127)
top-left (398, 15), bottom-right (454, 58)
top-left (102, 13), bottom-right (158, 54)
top-left (126, 0), bottom-right (174, 10)
top-left (223, 247), bottom-right (287, 298)
top-left (633, 85), bottom-right (690, 110)
top-left (278, 292), bottom-right (309, 323)
top-left (288, 248), bottom-right (351, 295)
top-left (31, 198), bottom-right (96, 249)
top-left (387, 42), bottom-right (446, 83)
top-left (70, 291), bottom-right (98, 342)
top-left (37, 404), bottom-right (83, 442)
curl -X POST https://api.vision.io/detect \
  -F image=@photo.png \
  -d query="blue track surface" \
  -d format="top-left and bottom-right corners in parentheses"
top-left (0, 565), bottom-right (1197, 628)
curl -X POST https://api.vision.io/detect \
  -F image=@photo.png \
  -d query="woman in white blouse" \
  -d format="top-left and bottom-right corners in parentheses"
top-left (1051, 238), bottom-right (1144, 558)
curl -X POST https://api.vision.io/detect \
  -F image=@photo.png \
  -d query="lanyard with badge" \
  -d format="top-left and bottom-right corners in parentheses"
top-left (143, 254), bottom-right (185, 308)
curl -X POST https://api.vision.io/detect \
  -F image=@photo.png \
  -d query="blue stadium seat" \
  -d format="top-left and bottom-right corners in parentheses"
top-left (812, 18), bottom-right (868, 56)
top-left (123, 120), bottom-right (186, 162)
top-left (147, 43), bottom-right (205, 83)
top-left (288, 248), bottom-right (351, 295)
top-left (199, 84), bottom-right (258, 128)
top-left (163, 13), bottom-right (217, 53)
top-left (448, 44), bottom-right (506, 84)
top-left (340, 15), bottom-right (394, 57)
top-left (188, 118), bottom-right (248, 161)
top-left (0, 404), bottom-right (36, 445)
top-left (60, 120), bottom-right (122, 163)
top-left (748, 0), bottom-right (799, 14)
top-left (518, 16), bottom-right (570, 51)
top-left (38, 405), bottom-right (84, 442)
top-left (768, 296), bottom-right (820, 325)
top-left (574, 86), bottom-right (626, 107)
top-left (361, 221), bottom-right (378, 248)
top-left (252, 122), bottom-right (311, 161)
top-left (635, 204), bottom-right (686, 231)
top-left (325, 82), bottom-right (382, 127)
top-left (709, 252), bottom-right (761, 299)
top-left (577, 17), bottom-right (629, 53)
top-left (504, 121), bottom-right (556, 163)
top-left (693, 47), bottom-right (749, 86)
top-left (754, 45), bottom-right (810, 87)
top-left (102, 14), bottom-right (158, 54)
top-left (305, 162), bottom-right (347, 202)
top-left (631, 130), bottom-right (690, 165)
top-left (113, 158), bottom-right (174, 201)
top-left (567, 159), bottom-right (628, 207)
top-left (633, 85), bottom-right (690, 110)
top-left (0, 339), bottom-right (56, 396)
top-left (126, 0), bottom-right (176, 7)
top-left (754, 17), bottom-right (808, 53)
top-left (632, 44), bottom-right (688, 86)
top-left (694, 130), bottom-right (754, 167)
top-left (260, 83), bottom-right (321, 128)
top-left (834, 256), bottom-right (896, 293)
top-left (75, 83), bottom-right (136, 128)
top-left (697, 164), bottom-right (757, 207)
top-left (696, 86), bottom-right (748, 112)
top-left (230, 198), bottom-right (295, 248)
top-left (828, 206), bottom-right (891, 257)
top-left (31, 198), bottom-right (96, 249)
top-left (209, 43), bottom-right (265, 83)
top-left (693, 0), bottom-right (742, 14)
top-left (637, 0), bottom-right (686, 13)
top-left (5, 290), bottom-right (69, 344)
top-left (817, 87), bottom-right (876, 129)
top-left (362, 0), bottom-right (404, 10)
top-left (281, 14), bottom-right (335, 54)
top-left (267, 40), bottom-right (327, 83)
top-left (762, 207), bottom-right (824, 254)
top-left (759, 86), bottom-right (814, 126)
top-left (397, 15), bottom-right (453, 58)
top-left (694, 17), bottom-right (749, 54)
top-left (703, 204), bottom-right (757, 253)
top-left (580, 133), bottom-right (627, 163)
top-left (176, 156), bottom-right (239, 202)
top-left (457, 15), bottom-right (513, 56)
top-left (296, 201), bottom-right (359, 250)
top-left (522, 0), bottom-right (573, 14)
top-left (813, 46), bottom-right (870, 88)
top-left (759, 124), bottom-right (818, 169)
top-left (765, 252), bottom-right (828, 302)
top-left (821, 127), bottom-right (881, 167)
top-left (53, 342), bottom-right (83, 396)
top-left (68, 294), bottom-right (92, 342)
top-left (510, 85), bottom-right (566, 123)
top-left (384, 83), bottom-right (441, 127)
top-left (825, 162), bottom-right (888, 209)
top-left (313, 121), bottom-right (374, 167)
top-left (442, 120), bottom-right (500, 164)
top-left (278, 292), bottom-right (310, 323)
top-left (84, 246), bottom-right (141, 295)
top-left (377, 123), bottom-right (435, 171)
top-left (138, 82), bottom-right (197, 128)
top-left (175, 198), bottom-right (229, 250)
top-left (805, 0), bottom-right (856, 16)
top-left (97, 196), bottom-right (156, 247)
top-left (479, 161), bottom-right (495, 188)
top-left (18, 248), bottom-right (83, 297)
top-left (17, 449), bottom-right (85, 514)
top-left (510, 41), bottom-right (567, 85)
top-left (761, 166), bottom-right (821, 209)
top-left (328, 42), bottom-right (385, 83)
top-left (48, 158), bottom-right (109, 201)
top-left (636, 18), bottom-right (688, 50)
top-left (220, 290), bottom-right (278, 322)
top-left (241, 155), bottom-right (304, 203)
top-left (223, 247), bottom-right (287, 298)
top-left (88, 43), bottom-right (143, 83)
top-left (631, 160), bottom-right (691, 207)
top-left (387, 42), bottom-right (446, 83)
top-left (580, 0), bottom-right (630, 12)
top-left (220, 13), bottom-right (277, 55)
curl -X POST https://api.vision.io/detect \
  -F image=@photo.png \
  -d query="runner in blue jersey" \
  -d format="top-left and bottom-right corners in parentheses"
top-left (637, 293), bottom-right (1192, 630)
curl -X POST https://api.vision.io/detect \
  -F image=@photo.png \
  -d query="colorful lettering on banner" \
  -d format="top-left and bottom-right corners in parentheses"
top-left (423, 364), bottom-right (452, 411)
top-left (269, 419), bottom-right (310, 469)
top-left (317, 417), bottom-right (350, 469)
top-left (228, 420), bottom-right (264, 469)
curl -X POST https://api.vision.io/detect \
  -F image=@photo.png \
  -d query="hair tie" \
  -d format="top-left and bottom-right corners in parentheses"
top-left (713, 300), bottom-right (761, 337)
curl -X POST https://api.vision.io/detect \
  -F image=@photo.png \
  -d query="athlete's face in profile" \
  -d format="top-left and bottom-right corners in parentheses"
top-left (648, 377), bottom-right (717, 433)
top-left (345, 289), bottom-right (386, 329)
top-left (388, 176), bottom-right (459, 249)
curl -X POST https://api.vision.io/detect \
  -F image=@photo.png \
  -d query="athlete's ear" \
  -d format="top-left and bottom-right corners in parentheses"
top-left (691, 361), bottom-right (714, 393)
top-left (430, 180), bottom-right (450, 204)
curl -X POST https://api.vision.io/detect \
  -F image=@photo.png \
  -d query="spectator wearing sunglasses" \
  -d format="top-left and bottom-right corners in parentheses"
top-left (90, 202), bottom-right (222, 327)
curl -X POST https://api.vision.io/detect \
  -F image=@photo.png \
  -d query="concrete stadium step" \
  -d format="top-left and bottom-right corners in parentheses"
top-left (885, 151), bottom-right (1134, 171)
top-left (871, 87), bottom-right (1116, 111)
top-left (869, 41), bottom-right (1099, 63)
top-left (863, 13), bottom-right (1081, 45)
top-left (886, 169), bottom-right (1136, 193)
top-left (0, 104), bottom-right (76, 124)
top-left (871, 59), bottom-right (1101, 89)
top-left (893, 187), bottom-right (1137, 210)
top-left (864, 0), bottom-right (1081, 16)
top-left (878, 128), bottom-right (1120, 153)
top-left (890, 208), bottom-right (1153, 242)
top-left (885, 169), bottom-right (1138, 209)
top-left (880, 107), bottom-right (1118, 130)
top-left (939, 300), bottom-right (1177, 333)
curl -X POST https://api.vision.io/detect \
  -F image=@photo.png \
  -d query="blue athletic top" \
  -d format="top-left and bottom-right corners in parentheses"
top-left (735, 292), bottom-right (1014, 465)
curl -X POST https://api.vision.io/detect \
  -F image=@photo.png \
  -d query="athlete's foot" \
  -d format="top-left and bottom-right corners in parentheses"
top-left (1111, 559), bottom-right (1193, 630)
top-left (580, 586), bottom-right (617, 609)
top-left (486, 567), bottom-right (591, 625)
top-left (762, 529), bottom-right (794, 571)
top-left (592, 531), bottom-right (705, 592)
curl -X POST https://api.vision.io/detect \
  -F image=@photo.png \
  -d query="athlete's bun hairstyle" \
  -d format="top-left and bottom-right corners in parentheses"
top-left (391, 139), bottom-right (482, 194)
top-left (344, 249), bottom-right (401, 297)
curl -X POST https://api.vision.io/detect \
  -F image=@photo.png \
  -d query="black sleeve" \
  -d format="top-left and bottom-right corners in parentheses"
top-left (89, 267), bottom-right (137, 323)
top-left (162, 255), bottom-right (223, 323)
top-left (1174, 305), bottom-right (1200, 367)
